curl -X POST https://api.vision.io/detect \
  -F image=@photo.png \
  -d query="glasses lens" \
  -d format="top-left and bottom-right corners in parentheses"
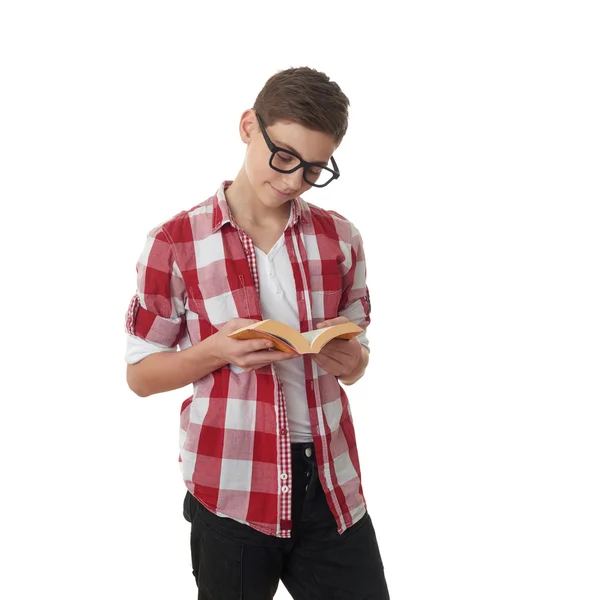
top-left (271, 150), bottom-right (302, 173)
top-left (304, 166), bottom-right (335, 187)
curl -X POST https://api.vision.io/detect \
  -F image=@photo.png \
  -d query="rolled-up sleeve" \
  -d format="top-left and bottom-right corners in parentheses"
top-left (124, 333), bottom-right (177, 365)
top-left (125, 226), bottom-right (186, 357)
top-left (338, 223), bottom-right (371, 351)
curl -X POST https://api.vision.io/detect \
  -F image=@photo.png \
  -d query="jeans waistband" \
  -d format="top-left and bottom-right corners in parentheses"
top-left (291, 442), bottom-right (315, 453)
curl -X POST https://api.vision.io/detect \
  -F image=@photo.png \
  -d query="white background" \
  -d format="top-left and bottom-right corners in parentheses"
top-left (1, 1), bottom-right (599, 598)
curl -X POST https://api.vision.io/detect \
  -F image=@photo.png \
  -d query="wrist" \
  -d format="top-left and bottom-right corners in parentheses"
top-left (208, 332), bottom-right (229, 368)
top-left (189, 332), bottom-right (228, 372)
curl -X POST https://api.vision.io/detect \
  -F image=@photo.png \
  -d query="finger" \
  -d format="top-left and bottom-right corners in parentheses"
top-left (276, 354), bottom-right (300, 362)
top-left (324, 337), bottom-right (361, 353)
top-left (313, 349), bottom-right (344, 366)
top-left (312, 353), bottom-right (341, 374)
top-left (238, 339), bottom-right (275, 353)
top-left (319, 345), bottom-right (356, 362)
top-left (316, 316), bottom-right (349, 329)
top-left (316, 318), bottom-right (336, 329)
top-left (244, 350), bottom-right (296, 365)
top-left (252, 353), bottom-right (298, 370)
top-left (248, 362), bottom-right (272, 371)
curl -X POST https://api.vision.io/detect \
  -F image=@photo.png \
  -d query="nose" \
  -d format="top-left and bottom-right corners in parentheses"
top-left (280, 168), bottom-right (304, 192)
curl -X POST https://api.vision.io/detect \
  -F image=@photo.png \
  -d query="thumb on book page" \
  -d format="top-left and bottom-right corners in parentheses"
top-left (317, 316), bottom-right (349, 329)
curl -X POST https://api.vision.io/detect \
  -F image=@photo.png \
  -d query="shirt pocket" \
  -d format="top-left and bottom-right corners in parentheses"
top-left (188, 285), bottom-right (250, 328)
top-left (308, 262), bottom-right (343, 320)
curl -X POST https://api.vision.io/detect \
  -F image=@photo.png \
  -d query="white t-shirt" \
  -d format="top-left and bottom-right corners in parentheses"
top-left (254, 233), bottom-right (312, 442)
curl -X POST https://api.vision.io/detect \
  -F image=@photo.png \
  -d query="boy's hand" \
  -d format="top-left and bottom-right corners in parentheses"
top-left (312, 317), bottom-right (363, 378)
top-left (215, 319), bottom-right (298, 372)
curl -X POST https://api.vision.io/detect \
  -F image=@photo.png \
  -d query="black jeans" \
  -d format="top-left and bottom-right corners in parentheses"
top-left (183, 442), bottom-right (390, 599)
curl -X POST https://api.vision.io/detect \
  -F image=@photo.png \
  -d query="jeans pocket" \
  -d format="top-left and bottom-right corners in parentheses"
top-left (340, 511), bottom-right (370, 539)
top-left (183, 491), bottom-right (193, 523)
top-left (195, 517), bottom-right (243, 599)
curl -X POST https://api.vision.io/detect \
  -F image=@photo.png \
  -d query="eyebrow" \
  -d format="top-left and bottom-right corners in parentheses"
top-left (272, 138), bottom-right (329, 167)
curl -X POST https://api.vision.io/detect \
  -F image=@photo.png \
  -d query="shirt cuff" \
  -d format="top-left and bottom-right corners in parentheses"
top-left (125, 333), bottom-right (176, 365)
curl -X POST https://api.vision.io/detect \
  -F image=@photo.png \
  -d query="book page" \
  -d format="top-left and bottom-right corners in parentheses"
top-left (301, 326), bottom-right (334, 346)
top-left (301, 323), bottom-right (363, 353)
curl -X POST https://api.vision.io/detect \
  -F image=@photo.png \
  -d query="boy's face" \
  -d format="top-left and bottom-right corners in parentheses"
top-left (240, 109), bottom-right (338, 209)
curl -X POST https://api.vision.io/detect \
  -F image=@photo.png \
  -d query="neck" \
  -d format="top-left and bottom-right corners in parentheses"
top-left (225, 169), bottom-right (291, 227)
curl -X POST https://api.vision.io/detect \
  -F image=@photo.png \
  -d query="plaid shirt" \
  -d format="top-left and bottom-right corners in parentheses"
top-left (126, 181), bottom-right (371, 538)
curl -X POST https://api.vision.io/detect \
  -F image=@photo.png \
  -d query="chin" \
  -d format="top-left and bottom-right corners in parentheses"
top-left (265, 182), bottom-right (294, 204)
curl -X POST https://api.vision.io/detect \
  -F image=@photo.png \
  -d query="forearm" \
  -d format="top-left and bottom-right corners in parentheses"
top-left (127, 335), bottom-right (227, 397)
top-left (339, 345), bottom-right (370, 386)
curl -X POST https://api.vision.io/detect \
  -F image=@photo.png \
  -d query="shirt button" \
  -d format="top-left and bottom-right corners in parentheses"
top-left (280, 428), bottom-right (287, 435)
top-left (304, 447), bottom-right (312, 458)
top-left (282, 485), bottom-right (289, 493)
top-left (269, 271), bottom-right (275, 278)
top-left (280, 473), bottom-right (288, 480)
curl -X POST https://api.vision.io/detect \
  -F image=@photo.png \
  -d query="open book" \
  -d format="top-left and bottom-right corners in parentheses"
top-left (228, 319), bottom-right (363, 354)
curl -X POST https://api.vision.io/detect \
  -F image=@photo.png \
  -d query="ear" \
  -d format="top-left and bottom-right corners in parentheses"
top-left (239, 109), bottom-right (258, 144)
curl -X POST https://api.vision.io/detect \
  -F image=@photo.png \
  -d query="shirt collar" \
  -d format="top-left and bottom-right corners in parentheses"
top-left (212, 181), bottom-right (306, 233)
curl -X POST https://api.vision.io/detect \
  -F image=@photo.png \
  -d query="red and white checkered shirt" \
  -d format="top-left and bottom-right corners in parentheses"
top-left (125, 181), bottom-right (371, 538)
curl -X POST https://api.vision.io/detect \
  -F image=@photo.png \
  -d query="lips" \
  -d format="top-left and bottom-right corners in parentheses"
top-left (270, 184), bottom-right (291, 199)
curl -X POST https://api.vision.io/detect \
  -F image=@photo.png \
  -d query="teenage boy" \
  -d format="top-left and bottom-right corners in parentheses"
top-left (125, 66), bottom-right (389, 599)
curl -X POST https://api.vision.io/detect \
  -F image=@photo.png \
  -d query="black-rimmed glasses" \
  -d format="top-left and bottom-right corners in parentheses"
top-left (255, 111), bottom-right (340, 188)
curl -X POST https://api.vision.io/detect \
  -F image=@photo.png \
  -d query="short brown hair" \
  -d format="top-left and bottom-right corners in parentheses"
top-left (253, 67), bottom-right (350, 145)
